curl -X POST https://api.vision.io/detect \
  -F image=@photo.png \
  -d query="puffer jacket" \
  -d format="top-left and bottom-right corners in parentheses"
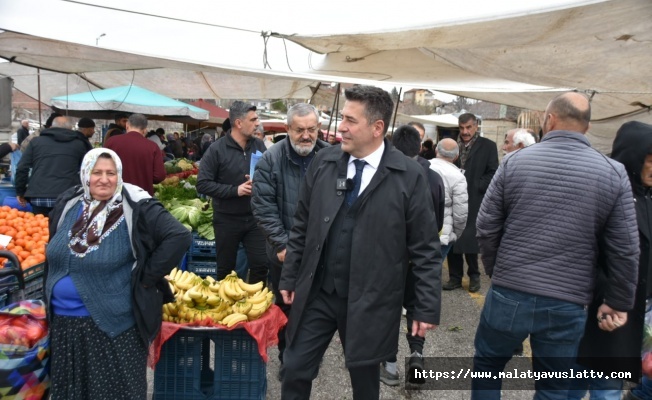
top-left (251, 138), bottom-right (328, 257)
top-left (429, 157), bottom-right (468, 245)
top-left (477, 130), bottom-right (639, 310)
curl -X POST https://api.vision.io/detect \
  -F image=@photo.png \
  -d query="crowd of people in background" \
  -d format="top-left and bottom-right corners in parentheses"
top-left (5, 85), bottom-right (652, 400)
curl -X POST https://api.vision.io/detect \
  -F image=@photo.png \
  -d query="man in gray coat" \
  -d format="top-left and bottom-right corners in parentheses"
top-left (279, 86), bottom-right (441, 399)
top-left (251, 103), bottom-right (328, 380)
top-left (472, 92), bottom-right (639, 399)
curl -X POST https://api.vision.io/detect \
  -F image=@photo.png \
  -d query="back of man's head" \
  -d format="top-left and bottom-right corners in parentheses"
top-left (51, 116), bottom-right (73, 130)
top-left (436, 138), bottom-right (460, 161)
top-left (128, 113), bottom-right (148, 131)
top-left (392, 125), bottom-right (421, 158)
top-left (344, 85), bottom-right (394, 135)
top-left (544, 92), bottom-right (591, 134)
top-left (513, 129), bottom-right (536, 148)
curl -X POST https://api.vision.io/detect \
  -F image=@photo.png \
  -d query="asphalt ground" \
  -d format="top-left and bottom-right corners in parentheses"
top-left (147, 262), bottom-right (582, 400)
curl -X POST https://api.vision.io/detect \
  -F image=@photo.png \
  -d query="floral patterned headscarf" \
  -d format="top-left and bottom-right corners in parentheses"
top-left (69, 148), bottom-right (125, 256)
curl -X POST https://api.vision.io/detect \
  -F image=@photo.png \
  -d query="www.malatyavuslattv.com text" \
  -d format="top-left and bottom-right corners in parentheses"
top-left (415, 368), bottom-right (632, 381)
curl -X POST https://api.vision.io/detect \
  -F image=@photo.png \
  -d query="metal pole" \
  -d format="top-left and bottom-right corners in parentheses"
top-left (37, 68), bottom-right (42, 127)
top-left (390, 87), bottom-right (402, 135)
top-left (326, 83), bottom-right (340, 137)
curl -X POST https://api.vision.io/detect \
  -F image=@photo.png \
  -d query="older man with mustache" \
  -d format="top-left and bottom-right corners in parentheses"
top-left (251, 103), bottom-right (329, 379)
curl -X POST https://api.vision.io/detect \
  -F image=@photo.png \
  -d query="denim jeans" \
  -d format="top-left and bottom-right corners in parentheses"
top-left (568, 372), bottom-right (623, 400)
top-left (632, 376), bottom-right (652, 399)
top-left (472, 285), bottom-right (588, 400)
top-left (234, 242), bottom-right (250, 279)
top-left (440, 243), bottom-right (452, 259)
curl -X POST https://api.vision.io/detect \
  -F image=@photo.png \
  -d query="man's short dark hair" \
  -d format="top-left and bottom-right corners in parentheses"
top-left (408, 121), bottom-right (425, 132)
top-left (44, 112), bottom-right (62, 128)
top-left (114, 112), bottom-right (129, 122)
top-left (344, 85), bottom-right (394, 134)
top-left (128, 113), bottom-right (148, 130)
top-left (229, 101), bottom-right (257, 125)
top-left (392, 125), bottom-right (421, 158)
top-left (548, 92), bottom-right (591, 125)
top-left (458, 113), bottom-right (478, 125)
top-left (155, 128), bottom-right (165, 135)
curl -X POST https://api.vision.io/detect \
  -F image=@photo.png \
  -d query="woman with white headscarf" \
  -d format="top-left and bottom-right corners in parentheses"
top-left (45, 148), bottom-right (191, 399)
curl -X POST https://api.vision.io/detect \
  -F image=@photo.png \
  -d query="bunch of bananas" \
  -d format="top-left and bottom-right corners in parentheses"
top-left (163, 268), bottom-right (275, 327)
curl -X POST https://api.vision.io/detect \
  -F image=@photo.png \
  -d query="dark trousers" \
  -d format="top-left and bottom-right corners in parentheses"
top-left (447, 251), bottom-right (479, 282)
top-left (30, 205), bottom-right (52, 217)
top-left (390, 263), bottom-right (424, 363)
top-left (282, 289), bottom-right (380, 400)
top-left (213, 212), bottom-right (268, 284)
top-left (268, 257), bottom-right (290, 363)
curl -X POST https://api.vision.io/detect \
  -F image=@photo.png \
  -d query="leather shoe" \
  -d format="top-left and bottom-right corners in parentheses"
top-left (407, 351), bottom-right (426, 384)
top-left (469, 278), bottom-right (481, 293)
top-left (442, 280), bottom-right (462, 290)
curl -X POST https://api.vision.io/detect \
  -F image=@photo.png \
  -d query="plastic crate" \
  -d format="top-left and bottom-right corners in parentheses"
top-left (153, 328), bottom-right (266, 400)
top-left (179, 252), bottom-right (188, 271)
top-left (0, 293), bottom-right (7, 308)
top-left (189, 233), bottom-right (216, 260)
top-left (187, 258), bottom-right (216, 278)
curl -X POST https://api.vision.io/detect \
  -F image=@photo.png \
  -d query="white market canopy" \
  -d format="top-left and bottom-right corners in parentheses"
top-left (278, 0), bottom-right (652, 152)
top-left (0, 0), bottom-right (650, 152)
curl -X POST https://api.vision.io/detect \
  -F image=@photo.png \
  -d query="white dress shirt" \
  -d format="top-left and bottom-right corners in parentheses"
top-left (347, 141), bottom-right (385, 195)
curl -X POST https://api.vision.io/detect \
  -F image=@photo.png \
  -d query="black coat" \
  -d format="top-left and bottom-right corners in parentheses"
top-left (578, 121), bottom-right (652, 380)
top-left (416, 156), bottom-right (445, 232)
top-left (279, 140), bottom-right (442, 368)
top-left (15, 127), bottom-right (93, 199)
top-left (455, 136), bottom-right (498, 254)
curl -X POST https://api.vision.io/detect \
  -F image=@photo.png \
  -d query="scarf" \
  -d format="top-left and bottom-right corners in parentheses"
top-left (69, 148), bottom-right (125, 257)
top-left (458, 133), bottom-right (479, 169)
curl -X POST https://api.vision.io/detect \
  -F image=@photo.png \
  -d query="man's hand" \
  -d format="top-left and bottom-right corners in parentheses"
top-left (411, 320), bottom-right (438, 338)
top-left (597, 303), bottom-right (628, 332)
top-left (16, 196), bottom-right (27, 208)
top-left (237, 175), bottom-right (253, 197)
top-left (9, 143), bottom-right (18, 151)
top-left (280, 290), bottom-right (294, 305)
top-left (277, 248), bottom-right (286, 262)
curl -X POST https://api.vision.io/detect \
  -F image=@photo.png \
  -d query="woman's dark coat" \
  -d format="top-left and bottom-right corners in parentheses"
top-left (577, 121), bottom-right (652, 381)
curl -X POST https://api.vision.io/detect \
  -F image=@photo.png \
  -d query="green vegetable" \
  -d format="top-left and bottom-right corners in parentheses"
top-left (187, 175), bottom-right (198, 186)
top-left (198, 222), bottom-right (215, 240)
top-left (182, 223), bottom-right (193, 231)
top-left (187, 207), bottom-right (202, 228)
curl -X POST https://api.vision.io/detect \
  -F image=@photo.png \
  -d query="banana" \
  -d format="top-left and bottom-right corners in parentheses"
top-left (182, 292), bottom-right (195, 307)
top-left (226, 313), bottom-right (248, 328)
top-left (218, 282), bottom-right (234, 304)
top-left (174, 268), bottom-right (184, 281)
top-left (224, 279), bottom-right (245, 300)
top-left (247, 288), bottom-right (269, 304)
top-left (232, 299), bottom-right (253, 315)
top-left (205, 275), bottom-right (216, 284)
top-left (206, 294), bottom-right (222, 307)
top-left (219, 313), bottom-right (238, 325)
top-left (187, 286), bottom-right (204, 300)
top-left (167, 267), bottom-right (178, 281)
top-left (237, 279), bottom-right (264, 295)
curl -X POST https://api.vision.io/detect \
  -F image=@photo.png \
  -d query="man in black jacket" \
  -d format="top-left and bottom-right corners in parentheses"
top-left (196, 101), bottom-right (268, 283)
top-left (17, 120), bottom-right (30, 146)
top-left (444, 113), bottom-right (498, 292)
top-left (102, 112), bottom-right (128, 143)
top-left (15, 116), bottom-right (92, 216)
top-left (251, 103), bottom-right (328, 380)
top-left (278, 86), bottom-right (441, 399)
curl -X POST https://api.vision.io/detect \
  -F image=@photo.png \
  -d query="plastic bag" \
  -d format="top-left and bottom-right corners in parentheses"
top-left (10, 150), bottom-right (22, 186)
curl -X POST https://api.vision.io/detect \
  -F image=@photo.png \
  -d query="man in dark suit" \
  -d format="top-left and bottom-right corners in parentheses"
top-left (443, 113), bottom-right (498, 292)
top-left (279, 86), bottom-right (442, 399)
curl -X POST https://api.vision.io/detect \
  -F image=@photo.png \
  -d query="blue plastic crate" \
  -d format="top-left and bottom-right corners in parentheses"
top-left (0, 293), bottom-right (7, 308)
top-left (2, 196), bottom-right (32, 212)
top-left (179, 252), bottom-right (189, 271)
top-left (187, 258), bottom-right (216, 278)
top-left (153, 328), bottom-right (266, 400)
top-left (189, 232), bottom-right (216, 260)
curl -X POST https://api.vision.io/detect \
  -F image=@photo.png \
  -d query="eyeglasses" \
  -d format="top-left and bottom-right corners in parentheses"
top-left (291, 126), bottom-right (319, 134)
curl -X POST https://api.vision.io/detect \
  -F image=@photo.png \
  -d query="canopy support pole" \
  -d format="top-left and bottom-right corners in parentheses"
top-left (326, 83), bottom-right (340, 138)
top-left (37, 68), bottom-right (42, 127)
top-left (390, 87), bottom-right (402, 135)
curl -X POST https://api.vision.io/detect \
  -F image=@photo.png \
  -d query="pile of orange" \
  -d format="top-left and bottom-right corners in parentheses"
top-left (0, 206), bottom-right (49, 269)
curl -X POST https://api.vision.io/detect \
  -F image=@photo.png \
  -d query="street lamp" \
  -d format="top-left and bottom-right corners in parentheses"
top-left (96, 33), bottom-right (106, 46)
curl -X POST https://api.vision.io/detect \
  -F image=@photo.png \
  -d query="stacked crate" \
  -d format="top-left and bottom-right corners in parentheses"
top-left (186, 233), bottom-right (216, 277)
